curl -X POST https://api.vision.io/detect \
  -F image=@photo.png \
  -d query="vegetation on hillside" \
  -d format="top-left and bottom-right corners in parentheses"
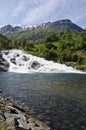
top-left (7, 28), bottom-right (59, 41)
top-left (0, 34), bottom-right (10, 50)
top-left (0, 29), bottom-right (86, 70)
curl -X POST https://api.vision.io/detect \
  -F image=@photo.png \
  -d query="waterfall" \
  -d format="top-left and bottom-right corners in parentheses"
top-left (2, 49), bottom-right (84, 74)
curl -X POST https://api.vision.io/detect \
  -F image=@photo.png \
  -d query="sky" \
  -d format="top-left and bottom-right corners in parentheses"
top-left (0, 0), bottom-right (86, 27)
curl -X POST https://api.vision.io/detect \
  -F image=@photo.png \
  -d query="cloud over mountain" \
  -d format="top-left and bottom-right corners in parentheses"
top-left (0, 0), bottom-right (86, 27)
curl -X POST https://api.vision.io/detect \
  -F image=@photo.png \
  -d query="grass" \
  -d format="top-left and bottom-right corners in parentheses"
top-left (0, 125), bottom-right (8, 130)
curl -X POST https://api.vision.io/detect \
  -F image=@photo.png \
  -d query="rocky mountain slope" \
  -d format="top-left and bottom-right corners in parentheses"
top-left (38, 19), bottom-right (83, 32)
top-left (0, 19), bottom-right (83, 38)
top-left (0, 24), bottom-right (29, 35)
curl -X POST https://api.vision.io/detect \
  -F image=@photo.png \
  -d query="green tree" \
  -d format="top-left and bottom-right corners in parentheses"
top-left (44, 33), bottom-right (59, 43)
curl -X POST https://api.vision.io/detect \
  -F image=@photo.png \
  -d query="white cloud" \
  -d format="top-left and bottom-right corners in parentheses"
top-left (65, 0), bottom-right (86, 26)
top-left (12, 0), bottom-right (28, 17)
top-left (0, 0), bottom-right (85, 27)
top-left (11, 0), bottom-right (86, 27)
top-left (0, 13), bottom-right (4, 19)
top-left (22, 0), bottom-right (61, 24)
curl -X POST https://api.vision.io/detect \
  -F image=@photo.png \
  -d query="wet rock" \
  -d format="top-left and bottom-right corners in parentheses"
top-left (0, 52), bottom-right (2, 58)
top-left (10, 58), bottom-right (16, 64)
top-left (0, 90), bottom-right (2, 93)
top-left (3, 50), bottom-right (9, 55)
top-left (31, 61), bottom-right (40, 69)
top-left (22, 55), bottom-right (29, 61)
top-left (0, 53), bottom-right (10, 72)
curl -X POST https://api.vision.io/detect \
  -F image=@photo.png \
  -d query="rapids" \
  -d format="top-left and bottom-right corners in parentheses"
top-left (2, 49), bottom-right (85, 74)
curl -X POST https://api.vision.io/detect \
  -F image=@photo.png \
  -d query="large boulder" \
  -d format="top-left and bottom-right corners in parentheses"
top-left (0, 52), bottom-right (10, 72)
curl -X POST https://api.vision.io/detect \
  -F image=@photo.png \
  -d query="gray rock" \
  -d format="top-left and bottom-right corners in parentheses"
top-left (0, 110), bottom-right (5, 124)
top-left (0, 53), bottom-right (10, 71)
top-left (31, 61), bottom-right (40, 69)
top-left (10, 58), bottom-right (16, 64)
top-left (0, 98), bottom-right (50, 130)
top-left (22, 55), bottom-right (29, 61)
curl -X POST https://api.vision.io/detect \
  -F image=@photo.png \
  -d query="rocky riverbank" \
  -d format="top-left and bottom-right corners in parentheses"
top-left (0, 98), bottom-right (50, 130)
top-left (0, 51), bottom-right (9, 72)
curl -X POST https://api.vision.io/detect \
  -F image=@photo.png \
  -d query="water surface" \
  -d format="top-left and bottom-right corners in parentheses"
top-left (0, 72), bottom-right (86, 130)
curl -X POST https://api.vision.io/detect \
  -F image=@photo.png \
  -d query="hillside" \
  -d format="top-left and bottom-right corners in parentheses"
top-left (0, 33), bottom-right (10, 49)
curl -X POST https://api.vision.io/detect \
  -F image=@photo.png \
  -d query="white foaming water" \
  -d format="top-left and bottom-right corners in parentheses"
top-left (2, 49), bottom-right (85, 74)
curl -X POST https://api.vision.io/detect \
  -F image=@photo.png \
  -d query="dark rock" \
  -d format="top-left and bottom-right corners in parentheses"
top-left (14, 118), bottom-right (19, 127)
top-left (0, 53), bottom-right (10, 72)
top-left (10, 109), bottom-right (18, 114)
top-left (0, 90), bottom-right (2, 93)
top-left (35, 123), bottom-right (40, 127)
top-left (10, 58), bottom-right (16, 64)
top-left (22, 55), bottom-right (29, 61)
top-left (28, 128), bottom-right (32, 130)
top-left (15, 127), bottom-right (28, 130)
top-left (0, 53), bottom-right (2, 58)
top-left (31, 61), bottom-right (40, 69)
top-left (15, 53), bottom-right (19, 57)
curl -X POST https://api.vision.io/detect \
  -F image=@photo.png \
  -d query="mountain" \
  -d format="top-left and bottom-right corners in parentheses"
top-left (38, 19), bottom-right (83, 31)
top-left (0, 19), bottom-right (83, 35)
top-left (0, 24), bottom-right (30, 35)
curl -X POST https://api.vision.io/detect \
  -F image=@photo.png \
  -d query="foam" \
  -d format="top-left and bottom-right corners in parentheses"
top-left (2, 49), bottom-right (85, 74)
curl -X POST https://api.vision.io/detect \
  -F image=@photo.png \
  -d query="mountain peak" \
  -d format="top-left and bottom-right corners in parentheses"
top-left (0, 19), bottom-right (84, 36)
top-left (45, 19), bottom-right (83, 32)
top-left (53, 19), bottom-right (71, 23)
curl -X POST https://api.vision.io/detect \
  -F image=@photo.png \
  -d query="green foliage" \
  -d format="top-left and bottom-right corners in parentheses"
top-left (0, 125), bottom-right (8, 130)
top-left (44, 33), bottom-right (59, 43)
top-left (45, 42), bottom-right (57, 50)
top-left (25, 42), bottom-right (35, 51)
top-left (77, 56), bottom-right (84, 65)
top-left (7, 28), bottom-right (59, 42)
top-left (0, 34), bottom-right (10, 49)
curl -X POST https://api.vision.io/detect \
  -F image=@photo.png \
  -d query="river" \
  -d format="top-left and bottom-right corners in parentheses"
top-left (0, 72), bottom-right (86, 130)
